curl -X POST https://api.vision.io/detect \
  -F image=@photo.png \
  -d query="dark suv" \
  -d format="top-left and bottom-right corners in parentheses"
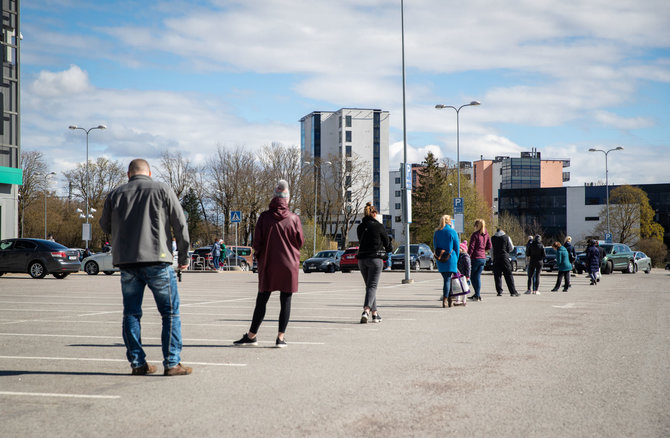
top-left (599, 243), bottom-right (635, 274)
top-left (0, 238), bottom-right (81, 279)
top-left (390, 244), bottom-right (435, 271)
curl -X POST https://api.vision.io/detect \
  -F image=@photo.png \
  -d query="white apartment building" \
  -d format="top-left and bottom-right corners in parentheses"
top-left (300, 108), bottom-right (390, 245)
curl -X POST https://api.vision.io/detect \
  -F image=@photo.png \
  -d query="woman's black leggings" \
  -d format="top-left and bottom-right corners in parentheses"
top-left (250, 291), bottom-right (293, 334)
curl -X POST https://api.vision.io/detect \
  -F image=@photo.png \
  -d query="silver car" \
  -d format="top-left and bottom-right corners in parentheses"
top-left (633, 251), bottom-right (652, 274)
top-left (82, 251), bottom-right (117, 275)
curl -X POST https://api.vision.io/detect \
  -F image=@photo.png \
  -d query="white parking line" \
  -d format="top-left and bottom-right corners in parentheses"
top-left (0, 391), bottom-right (120, 400)
top-left (0, 355), bottom-right (246, 367)
top-left (0, 333), bottom-right (325, 345)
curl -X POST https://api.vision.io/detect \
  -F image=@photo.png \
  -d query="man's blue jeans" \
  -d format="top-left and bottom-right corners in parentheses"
top-left (120, 264), bottom-right (182, 368)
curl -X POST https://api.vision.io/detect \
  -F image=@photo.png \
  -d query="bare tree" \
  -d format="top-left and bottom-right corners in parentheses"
top-left (154, 151), bottom-right (196, 200)
top-left (257, 142), bottom-right (302, 210)
top-left (18, 151), bottom-right (49, 237)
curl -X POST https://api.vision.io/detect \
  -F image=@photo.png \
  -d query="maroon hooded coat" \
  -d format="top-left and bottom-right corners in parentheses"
top-left (253, 197), bottom-right (304, 293)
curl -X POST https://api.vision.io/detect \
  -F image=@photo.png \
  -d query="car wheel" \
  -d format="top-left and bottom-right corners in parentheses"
top-left (0, 272), bottom-right (4, 277)
top-left (85, 261), bottom-right (100, 275)
top-left (645, 266), bottom-right (651, 274)
top-left (328, 265), bottom-right (336, 273)
top-left (512, 260), bottom-right (518, 272)
top-left (53, 273), bottom-right (70, 279)
top-left (633, 263), bottom-right (638, 273)
top-left (411, 261), bottom-right (419, 271)
top-left (341, 269), bottom-right (350, 273)
top-left (29, 261), bottom-right (47, 279)
top-left (625, 260), bottom-right (634, 274)
top-left (603, 261), bottom-right (613, 275)
top-left (428, 260), bottom-right (435, 271)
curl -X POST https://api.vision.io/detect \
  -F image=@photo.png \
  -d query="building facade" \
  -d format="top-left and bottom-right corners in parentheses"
top-left (0, 0), bottom-right (21, 239)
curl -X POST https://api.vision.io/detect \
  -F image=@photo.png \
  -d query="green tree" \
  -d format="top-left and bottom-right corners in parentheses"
top-left (411, 152), bottom-right (447, 244)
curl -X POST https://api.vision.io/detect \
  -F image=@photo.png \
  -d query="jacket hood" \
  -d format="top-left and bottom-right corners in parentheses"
top-left (269, 197), bottom-right (290, 221)
top-left (494, 230), bottom-right (506, 237)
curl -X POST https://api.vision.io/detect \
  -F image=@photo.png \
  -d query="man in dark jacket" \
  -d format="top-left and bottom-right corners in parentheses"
top-left (491, 228), bottom-right (519, 297)
top-left (525, 235), bottom-right (546, 294)
top-left (234, 180), bottom-right (304, 348)
top-left (100, 158), bottom-right (191, 376)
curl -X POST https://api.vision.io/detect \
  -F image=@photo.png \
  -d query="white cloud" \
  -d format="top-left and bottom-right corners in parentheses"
top-left (29, 65), bottom-right (92, 97)
top-left (593, 111), bottom-right (654, 129)
top-left (389, 141), bottom-right (443, 167)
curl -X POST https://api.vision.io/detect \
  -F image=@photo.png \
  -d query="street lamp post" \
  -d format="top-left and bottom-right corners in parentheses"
top-left (588, 146), bottom-right (624, 236)
top-left (435, 101), bottom-right (480, 199)
top-left (40, 172), bottom-right (56, 239)
top-left (304, 160), bottom-right (332, 256)
top-left (69, 124), bottom-right (106, 249)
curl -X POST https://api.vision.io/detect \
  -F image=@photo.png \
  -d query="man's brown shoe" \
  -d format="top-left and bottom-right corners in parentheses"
top-left (164, 363), bottom-right (192, 376)
top-left (131, 363), bottom-right (157, 375)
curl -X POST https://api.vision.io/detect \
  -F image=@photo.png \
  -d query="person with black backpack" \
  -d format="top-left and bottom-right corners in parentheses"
top-left (525, 235), bottom-right (546, 294)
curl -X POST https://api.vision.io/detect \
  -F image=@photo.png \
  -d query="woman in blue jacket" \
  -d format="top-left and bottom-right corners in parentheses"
top-left (433, 214), bottom-right (460, 308)
top-left (551, 241), bottom-right (572, 292)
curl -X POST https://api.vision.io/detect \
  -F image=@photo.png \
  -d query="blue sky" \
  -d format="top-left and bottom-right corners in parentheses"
top-left (21, 0), bottom-right (670, 189)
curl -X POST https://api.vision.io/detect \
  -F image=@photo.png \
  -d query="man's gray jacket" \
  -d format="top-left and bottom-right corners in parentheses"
top-left (100, 174), bottom-right (190, 267)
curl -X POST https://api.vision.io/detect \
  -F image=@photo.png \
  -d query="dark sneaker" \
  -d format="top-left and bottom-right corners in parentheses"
top-left (371, 313), bottom-right (382, 323)
top-left (511, 292), bottom-right (520, 297)
top-left (497, 293), bottom-right (502, 296)
top-left (131, 363), bottom-right (157, 376)
top-left (275, 338), bottom-right (287, 348)
top-left (163, 363), bottom-right (192, 376)
top-left (360, 311), bottom-right (370, 324)
top-left (233, 333), bottom-right (258, 346)
top-left (468, 295), bottom-right (482, 301)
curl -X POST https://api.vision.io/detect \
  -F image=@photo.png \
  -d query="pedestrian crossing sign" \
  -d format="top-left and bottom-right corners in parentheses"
top-left (230, 211), bottom-right (242, 223)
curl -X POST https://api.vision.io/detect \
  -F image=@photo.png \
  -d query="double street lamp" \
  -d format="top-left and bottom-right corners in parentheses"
top-left (304, 160), bottom-right (332, 256)
top-left (588, 146), bottom-right (624, 236)
top-left (435, 101), bottom-right (480, 199)
top-left (68, 124), bottom-right (106, 249)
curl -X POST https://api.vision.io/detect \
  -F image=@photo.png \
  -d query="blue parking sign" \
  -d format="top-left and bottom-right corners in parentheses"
top-left (453, 197), bottom-right (464, 214)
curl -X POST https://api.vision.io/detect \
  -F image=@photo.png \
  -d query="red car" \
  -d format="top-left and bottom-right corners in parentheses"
top-left (339, 246), bottom-right (389, 273)
top-left (339, 247), bottom-right (359, 273)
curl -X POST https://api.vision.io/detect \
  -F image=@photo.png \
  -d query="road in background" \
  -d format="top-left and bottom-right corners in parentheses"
top-left (1, 269), bottom-right (668, 437)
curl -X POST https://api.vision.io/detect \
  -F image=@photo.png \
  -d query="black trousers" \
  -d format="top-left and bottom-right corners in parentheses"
top-left (553, 270), bottom-right (571, 290)
top-left (250, 291), bottom-right (293, 334)
top-left (493, 258), bottom-right (517, 295)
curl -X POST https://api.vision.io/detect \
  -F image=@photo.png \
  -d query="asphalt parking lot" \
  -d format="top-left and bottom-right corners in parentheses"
top-left (1, 269), bottom-right (669, 437)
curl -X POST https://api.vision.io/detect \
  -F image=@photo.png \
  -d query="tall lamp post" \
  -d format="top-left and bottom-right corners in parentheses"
top-left (588, 146), bottom-right (624, 236)
top-left (40, 172), bottom-right (56, 239)
top-left (304, 160), bottom-right (332, 256)
top-left (68, 124), bottom-right (106, 249)
top-left (435, 101), bottom-right (480, 199)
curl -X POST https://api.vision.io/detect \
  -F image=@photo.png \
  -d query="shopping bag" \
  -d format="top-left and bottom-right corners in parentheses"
top-left (450, 273), bottom-right (470, 297)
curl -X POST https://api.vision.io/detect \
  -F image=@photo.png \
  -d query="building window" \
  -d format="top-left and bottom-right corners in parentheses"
top-left (345, 131), bottom-right (352, 142)
top-left (585, 216), bottom-right (599, 221)
top-left (345, 115), bottom-right (352, 127)
top-left (346, 191), bottom-right (351, 202)
top-left (395, 190), bottom-right (401, 197)
top-left (395, 177), bottom-right (400, 184)
top-left (395, 216), bottom-right (402, 222)
top-left (345, 160), bottom-right (352, 173)
top-left (395, 203), bottom-right (401, 210)
top-left (345, 175), bottom-right (351, 187)
top-left (345, 145), bottom-right (352, 157)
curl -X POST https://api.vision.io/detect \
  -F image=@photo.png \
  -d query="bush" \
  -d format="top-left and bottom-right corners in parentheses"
top-left (635, 238), bottom-right (668, 268)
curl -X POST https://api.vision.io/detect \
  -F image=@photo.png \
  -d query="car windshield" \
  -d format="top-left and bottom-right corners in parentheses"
top-left (315, 251), bottom-right (337, 258)
top-left (393, 246), bottom-right (419, 255)
top-left (599, 244), bottom-right (613, 254)
top-left (545, 247), bottom-right (556, 255)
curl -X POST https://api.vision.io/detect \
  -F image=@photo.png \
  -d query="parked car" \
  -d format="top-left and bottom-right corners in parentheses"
top-left (390, 244), bottom-right (435, 271)
top-left (599, 243), bottom-right (635, 274)
top-left (573, 252), bottom-right (587, 274)
top-left (303, 250), bottom-right (344, 273)
top-left (339, 247), bottom-right (360, 273)
top-left (485, 246), bottom-right (527, 272)
top-left (543, 247), bottom-right (557, 271)
top-left (228, 245), bottom-right (253, 266)
top-left (191, 247), bottom-right (250, 270)
top-left (82, 251), bottom-right (118, 275)
top-left (632, 251), bottom-right (652, 274)
top-left (0, 238), bottom-right (81, 279)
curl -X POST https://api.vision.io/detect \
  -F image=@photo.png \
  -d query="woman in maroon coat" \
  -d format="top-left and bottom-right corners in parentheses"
top-left (234, 180), bottom-right (304, 348)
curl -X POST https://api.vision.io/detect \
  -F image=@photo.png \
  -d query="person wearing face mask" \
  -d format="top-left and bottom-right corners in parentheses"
top-left (356, 202), bottom-right (393, 324)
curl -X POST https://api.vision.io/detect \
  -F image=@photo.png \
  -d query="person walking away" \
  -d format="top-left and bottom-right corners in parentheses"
top-left (453, 240), bottom-right (471, 306)
top-left (211, 239), bottom-right (221, 270)
top-left (525, 235), bottom-right (545, 294)
top-left (551, 241), bottom-right (572, 292)
top-left (491, 228), bottom-right (520, 297)
top-left (99, 158), bottom-right (191, 376)
top-left (564, 236), bottom-right (576, 280)
top-left (585, 240), bottom-right (601, 285)
top-left (234, 180), bottom-right (304, 348)
top-left (356, 202), bottom-right (392, 322)
top-left (467, 219), bottom-right (491, 301)
top-left (433, 215), bottom-right (460, 308)
top-left (595, 241), bottom-right (605, 282)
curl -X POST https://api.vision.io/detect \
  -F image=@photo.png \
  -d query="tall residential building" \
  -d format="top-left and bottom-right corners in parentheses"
top-left (0, 0), bottom-right (21, 239)
top-left (300, 108), bottom-right (390, 240)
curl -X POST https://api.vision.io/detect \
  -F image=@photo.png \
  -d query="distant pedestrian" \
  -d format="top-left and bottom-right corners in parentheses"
top-left (433, 214), bottom-right (460, 308)
top-left (100, 158), bottom-right (191, 376)
top-left (551, 241), bottom-right (572, 292)
top-left (595, 241), bottom-right (605, 282)
top-left (585, 240), bottom-right (601, 285)
top-left (211, 239), bottom-right (222, 270)
top-left (356, 202), bottom-right (392, 323)
top-left (467, 219), bottom-right (492, 301)
top-left (525, 235), bottom-right (545, 294)
top-left (564, 236), bottom-right (576, 279)
top-left (491, 228), bottom-right (519, 297)
top-left (234, 180), bottom-right (304, 348)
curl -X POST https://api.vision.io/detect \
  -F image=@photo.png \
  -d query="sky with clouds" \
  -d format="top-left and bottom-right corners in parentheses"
top-left (21, 0), bottom-right (670, 191)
